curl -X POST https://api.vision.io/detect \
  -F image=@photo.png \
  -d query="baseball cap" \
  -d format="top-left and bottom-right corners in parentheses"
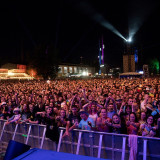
top-left (79, 109), bottom-right (88, 115)
top-left (13, 107), bottom-right (20, 112)
top-left (1, 102), bottom-right (6, 105)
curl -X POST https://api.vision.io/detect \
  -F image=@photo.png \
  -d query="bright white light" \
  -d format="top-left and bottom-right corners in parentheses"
top-left (46, 80), bottom-right (50, 84)
top-left (82, 71), bottom-right (88, 76)
top-left (8, 72), bottom-right (14, 76)
top-left (103, 44), bottom-right (105, 49)
top-left (138, 71), bottom-right (144, 74)
top-left (100, 64), bottom-right (104, 67)
top-left (126, 37), bottom-right (132, 42)
top-left (100, 48), bottom-right (101, 51)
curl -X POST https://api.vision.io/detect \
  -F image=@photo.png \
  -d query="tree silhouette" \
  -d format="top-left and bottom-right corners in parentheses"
top-left (27, 43), bottom-right (59, 79)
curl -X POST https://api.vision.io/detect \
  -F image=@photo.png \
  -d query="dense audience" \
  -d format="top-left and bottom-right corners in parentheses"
top-left (0, 78), bottom-right (160, 140)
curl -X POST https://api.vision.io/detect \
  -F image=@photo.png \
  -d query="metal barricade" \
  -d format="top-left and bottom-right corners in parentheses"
top-left (1, 119), bottom-right (160, 160)
top-left (0, 120), bottom-right (47, 150)
top-left (58, 127), bottom-right (160, 160)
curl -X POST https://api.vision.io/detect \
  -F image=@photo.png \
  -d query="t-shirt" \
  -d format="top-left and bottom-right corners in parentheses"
top-left (8, 114), bottom-right (21, 122)
top-left (78, 117), bottom-right (95, 131)
top-left (107, 111), bottom-right (116, 119)
top-left (21, 111), bottom-right (30, 121)
top-left (111, 124), bottom-right (122, 134)
top-left (89, 113), bottom-right (98, 123)
top-left (28, 111), bottom-right (38, 122)
top-left (68, 113), bottom-right (81, 126)
top-left (151, 109), bottom-right (160, 124)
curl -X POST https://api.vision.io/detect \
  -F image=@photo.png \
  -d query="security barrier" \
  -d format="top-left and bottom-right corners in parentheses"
top-left (58, 128), bottom-right (160, 160)
top-left (0, 120), bottom-right (47, 150)
top-left (1, 119), bottom-right (160, 160)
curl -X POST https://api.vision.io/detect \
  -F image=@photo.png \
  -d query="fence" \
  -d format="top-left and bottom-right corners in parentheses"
top-left (1, 119), bottom-right (160, 160)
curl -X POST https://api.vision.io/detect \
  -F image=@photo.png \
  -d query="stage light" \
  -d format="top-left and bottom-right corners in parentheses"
top-left (100, 64), bottom-right (104, 67)
top-left (138, 71), bottom-right (144, 74)
top-left (126, 37), bottom-right (132, 42)
top-left (8, 72), bottom-right (14, 76)
top-left (82, 71), bottom-right (88, 76)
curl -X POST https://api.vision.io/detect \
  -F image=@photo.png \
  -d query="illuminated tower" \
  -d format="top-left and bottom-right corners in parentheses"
top-left (134, 47), bottom-right (138, 71)
top-left (101, 36), bottom-right (104, 65)
top-left (98, 36), bottom-right (105, 75)
top-left (98, 39), bottom-right (102, 74)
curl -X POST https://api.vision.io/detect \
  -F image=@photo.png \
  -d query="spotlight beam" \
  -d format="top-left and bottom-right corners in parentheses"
top-left (128, 0), bottom-right (157, 41)
top-left (74, 1), bottom-right (126, 41)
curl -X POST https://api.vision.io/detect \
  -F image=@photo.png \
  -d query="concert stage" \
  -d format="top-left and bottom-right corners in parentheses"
top-left (13, 148), bottom-right (109, 160)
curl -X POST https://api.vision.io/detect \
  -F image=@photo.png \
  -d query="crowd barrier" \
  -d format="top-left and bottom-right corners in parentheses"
top-left (0, 120), bottom-right (47, 149)
top-left (0, 119), bottom-right (160, 160)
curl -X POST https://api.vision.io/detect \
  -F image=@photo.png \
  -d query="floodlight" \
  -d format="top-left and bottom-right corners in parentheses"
top-left (126, 37), bottom-right (132, 42)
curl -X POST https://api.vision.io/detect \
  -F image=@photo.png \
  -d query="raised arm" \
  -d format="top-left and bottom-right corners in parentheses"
top-left (104, 97), bottom-right (110, 108)
top-left (95, 102), bottom-right (103, 108)
top-left (82, 102), bottom-right (91, 110)
top-left (70, 94), bottom-right (77, 108)
top-left (110, 97), bottom-right (117, 113)
top-left (82, 89), bottom-right (89, 103)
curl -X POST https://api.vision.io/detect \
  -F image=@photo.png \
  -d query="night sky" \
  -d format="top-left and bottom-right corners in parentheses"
top-left (0, 0), bottom-right (160, 69)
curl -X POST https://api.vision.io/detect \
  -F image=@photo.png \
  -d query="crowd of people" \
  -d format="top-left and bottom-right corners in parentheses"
top-left (0, 78), bottom-right (160, 142)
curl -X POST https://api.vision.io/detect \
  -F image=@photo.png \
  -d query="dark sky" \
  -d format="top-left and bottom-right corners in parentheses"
top-left (0, 0), bottom-right (160, 69)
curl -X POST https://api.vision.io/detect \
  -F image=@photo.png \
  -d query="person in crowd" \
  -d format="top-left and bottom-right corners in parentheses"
top-left (126, 112), bottom-right (140, 135)
top-left (0, 78), bottom-right (160, 138)
top-left (5, 107), bottom-right (21, 125)
top-left (96, 108), bottom-right (111, 132)
top-left (63, 105), bottom-right (81, 138)
top-left (138, 112), bottom-right (147, 135)
top-left (0, 106), bottom-right (8, 120)
top-left (25, 103), bottom-right (39, 124)
top-left (139, 112), bottom-right (147, 125)
top-left (20, 103), bottom-right (30, 122)
top-left (140, 115), bottom-right (156, 137)
top-left (44, 107), bottom-right (59, 143)
top-left (107, 113), bottom-right (122, 134)
top-left (132, 102), bottom-right (141, 120)
top-left (141, 94), bottom-right (149, 112)
top-left (77, 109), bottom-right (95, 131)
top-left (56, 109), bottom-right (68, 127)
top-left (119, 103), bottom-right (132, 122)
top-left (106, 102), bottom-right (117, 119)
top-left (145, 103), bottom-right (154, 117)
top-left (6, 105), bottom-right (14, 119)
top-left (105, 97), bottom-right (117, 117)
top-left (83, 100), bottom-right (102, 123)
top-left (65, 108), bottom-right (94, 132)
top-left (151, 100), bottom-right (160, 124)
top-left (124, 105), bottom-right (132, 121)
top-left (0, 102), bottom-right (8, 118)
top-left (115, 98), bottom-right (122, 113)
top-left (157, 118), bottom-right (160, 138)
top-left (88, 102), bottom-right (99, 124)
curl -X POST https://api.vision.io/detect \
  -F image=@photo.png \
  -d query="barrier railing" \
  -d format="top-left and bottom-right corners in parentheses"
top-left (1, 119), bottom-right (160, 160)
top-left (58, 127), bottom-right (160, 160)
top-left (0, 120), bottom-right (47, 150)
